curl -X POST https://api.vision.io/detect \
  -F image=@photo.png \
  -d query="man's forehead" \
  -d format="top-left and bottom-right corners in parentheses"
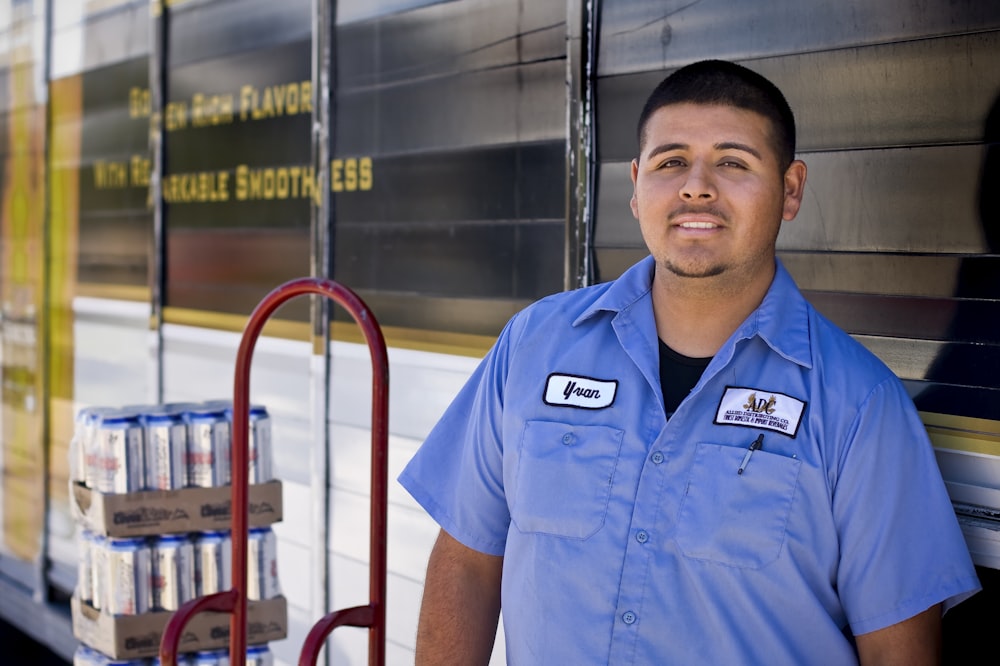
top-left (641, 103), bottom-right (779, 158)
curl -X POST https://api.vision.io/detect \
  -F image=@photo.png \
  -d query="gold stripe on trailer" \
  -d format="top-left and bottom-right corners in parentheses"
top-left (161, 306), bottom-right (495, 358)
top-left (921, 412), bottom-right (1000, 457)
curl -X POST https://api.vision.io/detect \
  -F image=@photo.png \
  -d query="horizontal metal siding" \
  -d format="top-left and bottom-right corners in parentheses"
top-left (332, 0), bottom-right (567, 335)
top-left (592, 3), bottom-right (1000, 422)
top-left (598, 0), bottom-right (1000, 76)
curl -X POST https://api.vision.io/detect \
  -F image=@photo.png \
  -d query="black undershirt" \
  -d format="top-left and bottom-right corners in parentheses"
top-left (659, 339), bottom-right (712, 419)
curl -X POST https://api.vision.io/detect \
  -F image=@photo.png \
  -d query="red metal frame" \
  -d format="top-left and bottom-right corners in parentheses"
top-left (159, 277), bottom-right (389, 666)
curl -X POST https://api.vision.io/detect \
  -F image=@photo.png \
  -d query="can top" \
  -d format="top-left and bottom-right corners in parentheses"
top-left (99, 408), bottom-right (144, 425)
top-left (163, 401), bottom-right (202, 412)
top-left (185, 405), bottom-right (228, 420)
top-left (248, 526), bottom-right (273, 535)
top-left (141, 406), bottom-right (185, 423)
top-left (106, 536), bottom-right (147, 548)
top-left (224, 404), bottom-right (269, 418)
top-left (155, 533), bottom-right (191, 544)
top-left (76, 404), bottom-right (115, 421)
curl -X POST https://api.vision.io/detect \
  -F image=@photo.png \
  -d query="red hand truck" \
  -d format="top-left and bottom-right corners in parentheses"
top-left (159, 277), bottom-right (389, 666)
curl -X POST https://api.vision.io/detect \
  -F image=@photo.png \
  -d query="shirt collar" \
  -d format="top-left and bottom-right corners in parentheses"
top-left (573, 255), bottom-right (813, 369)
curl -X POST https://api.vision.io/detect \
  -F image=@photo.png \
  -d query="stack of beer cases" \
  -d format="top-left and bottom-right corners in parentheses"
top-left (68, 400), bottom-right (285, 666)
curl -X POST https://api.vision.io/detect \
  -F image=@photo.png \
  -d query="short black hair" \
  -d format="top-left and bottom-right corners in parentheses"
top-left (636, 60), bottom-right (796, 170)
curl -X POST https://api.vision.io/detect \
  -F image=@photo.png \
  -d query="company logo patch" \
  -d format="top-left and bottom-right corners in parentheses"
top-left (714, 386), bottom-right (806, 437)
top-left (544, 373), bottom-right (618, 409)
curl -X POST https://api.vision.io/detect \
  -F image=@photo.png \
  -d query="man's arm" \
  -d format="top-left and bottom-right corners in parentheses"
top-left (415, 529), bottom-right (503, 666)
top-left (854, 604), bottom-right (942, 666)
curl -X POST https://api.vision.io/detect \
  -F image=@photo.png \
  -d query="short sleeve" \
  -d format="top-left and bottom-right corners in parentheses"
top-left (397, 318), bottom-right (519, 557)
top-left (832, 377), bottom-right (981, 635)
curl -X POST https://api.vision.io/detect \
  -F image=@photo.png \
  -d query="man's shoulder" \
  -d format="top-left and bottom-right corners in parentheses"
top-left (514, 279), bottom-right (621, 328)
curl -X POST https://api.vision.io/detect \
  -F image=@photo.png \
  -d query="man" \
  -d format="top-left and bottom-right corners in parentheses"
top-left (398, 60), bottom-right (980, 664)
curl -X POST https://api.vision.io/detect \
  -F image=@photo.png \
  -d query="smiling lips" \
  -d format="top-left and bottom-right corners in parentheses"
top-left (672, 213), bottom-right (725, 230)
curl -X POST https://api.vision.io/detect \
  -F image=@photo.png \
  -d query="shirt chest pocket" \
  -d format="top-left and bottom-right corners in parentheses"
top-left (509, 420), bottom-right (624, 539)
top-left (674, 442), bottom-right (801, 569)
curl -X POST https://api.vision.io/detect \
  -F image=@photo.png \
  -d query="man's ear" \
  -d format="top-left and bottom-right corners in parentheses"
top-left (781, 159), bottom-right (807, 221)
top-left (630, 158), bottom-right (640, 220)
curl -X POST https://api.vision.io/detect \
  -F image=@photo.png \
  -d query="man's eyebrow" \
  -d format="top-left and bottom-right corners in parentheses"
top-left (645, 142), bottom-right (687, 160)
top-left (644, 141), bottom-right (764, 161)
top-left (715, 142), bottom-right (763, 160)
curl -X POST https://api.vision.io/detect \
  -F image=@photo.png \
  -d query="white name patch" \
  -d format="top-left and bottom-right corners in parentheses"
top-left (714, 386), bottom-right (806, 437)
top-left (544, 373), bottom-right (618, 410)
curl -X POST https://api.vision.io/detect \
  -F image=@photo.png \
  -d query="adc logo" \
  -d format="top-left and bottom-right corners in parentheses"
top-left (743, 392), bottom-right (777, 415)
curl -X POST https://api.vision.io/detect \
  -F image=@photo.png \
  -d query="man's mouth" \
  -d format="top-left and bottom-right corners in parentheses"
top-left (677, 220), bottom-right (719, 229)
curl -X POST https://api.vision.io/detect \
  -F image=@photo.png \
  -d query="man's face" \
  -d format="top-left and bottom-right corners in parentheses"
top-left (630, 103), bottom-right (805, 291)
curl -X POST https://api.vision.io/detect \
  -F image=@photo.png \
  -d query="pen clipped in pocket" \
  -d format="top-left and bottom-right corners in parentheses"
top-left (674, 441), bottom-right (801, 569)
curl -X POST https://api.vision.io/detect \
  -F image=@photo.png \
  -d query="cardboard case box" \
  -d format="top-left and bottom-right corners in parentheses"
top-left (72, 595), bottom-right (287, 659)
top-left (71, 480), bottom-right (283, 538)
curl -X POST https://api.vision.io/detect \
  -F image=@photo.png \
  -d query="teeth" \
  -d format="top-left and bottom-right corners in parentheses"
top-left (679, 222), bottom-right (717, 229)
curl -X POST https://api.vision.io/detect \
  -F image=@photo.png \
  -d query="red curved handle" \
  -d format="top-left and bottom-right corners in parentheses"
top-left (160, 277), bottom-right (389, 666)
top-left (159, 590), bottom-right (237, 664)
top-left (298, 604), bottom-right (377, 666)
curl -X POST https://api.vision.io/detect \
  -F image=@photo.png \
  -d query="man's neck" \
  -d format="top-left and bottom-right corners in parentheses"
top-left (651, 263), bottom-right (775, 358)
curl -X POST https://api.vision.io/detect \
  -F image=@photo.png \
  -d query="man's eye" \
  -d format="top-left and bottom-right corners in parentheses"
top-left (720, 160), bottom-right (746, 169)
top-left (659, 159), bottom-right (685, 168)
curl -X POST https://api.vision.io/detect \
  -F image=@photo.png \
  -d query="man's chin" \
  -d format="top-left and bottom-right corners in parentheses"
top-left (662, 260), bottom-right (726, 279)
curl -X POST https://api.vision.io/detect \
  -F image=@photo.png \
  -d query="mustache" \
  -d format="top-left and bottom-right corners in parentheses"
top-left (668, 205), bottom-right (729, 223)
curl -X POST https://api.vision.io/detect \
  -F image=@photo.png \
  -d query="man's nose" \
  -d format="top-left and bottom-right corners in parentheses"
top-left (679, 164), bottom-right (716, 200)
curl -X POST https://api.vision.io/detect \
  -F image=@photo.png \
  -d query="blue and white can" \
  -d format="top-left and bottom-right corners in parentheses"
top-left (194, 530), bottom-right (232, 596)
top-left (143, 406), bottom-right (188, 490)
top-left (193, 649), bottom-right (229, 666)
top-left (152, 534), bottom-right (195, 611)
top-left (70, 408), bottom-right (90, 486)
top-left (151, 655), bottom-right (194, 666)
top-left (103, 536), bottom-right (152, 615)
top-left (98, 410), bottom-right (146, 493)
top-left (77, 528), bottom-right (95, 606)
top-left (224, 404), bottom-right (273, 484)
top-left (247, 527), bottom-right (280, 600)
top-left (185, 406), bottom-right (230, 487)
top-left (248, 404), bottom-right (273, 483)
top-left (72, 643), bottom-right (103, 666)
top-left (90, 532), bottom-right (108, 611)
top-left (246, 644), bottom-right (274, 666)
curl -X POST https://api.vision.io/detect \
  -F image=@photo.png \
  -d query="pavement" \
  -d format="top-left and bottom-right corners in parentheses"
top-left (0, 617), bottom-right (71, 665)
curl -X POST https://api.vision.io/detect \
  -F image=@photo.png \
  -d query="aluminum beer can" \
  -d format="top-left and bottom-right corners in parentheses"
top-left (89, 650), bottom-right (147, 666)
top-left (103, 536), bottom-right (152, 615)
top-left (186, 406), bottom-right (231, 487)
top-left (99, 410), bottom-right (146, 493)
top-left (151, 656), bottom-right (194, 666)
top-left (143, 406), bottom-right (188, 490)
top-left (90, 533), bottom-right (107, 611)
top-left (80, 406), bottom-right (115, 489)
top-left (70, 407), bottom-right (91, 486)
top-left (224, 404), bottom-right (273, 484)
top-left (248, 405), bottom-right (273, 483)
top-left (246, 644), bottom-right (274, 666)
top-left (193, 649), bottom-right (230, 666)
top-left (194, 530), bottom-right (232, 596)
top-left (77, 528), bottom-right (94, 605)
top-left (72, 644), bottom-right (105, 666)
top-left (247, 526), bottom-right (280, 600)
top-left (152, 534), bottom-right (195, 611)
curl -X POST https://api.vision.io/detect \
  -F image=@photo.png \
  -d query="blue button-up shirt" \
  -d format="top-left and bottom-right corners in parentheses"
top-left (399, 256), bottom-right (980, 664)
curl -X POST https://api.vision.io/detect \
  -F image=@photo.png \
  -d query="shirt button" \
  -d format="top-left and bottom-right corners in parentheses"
top-left (622, 611), bottom-right (637, 625)
top-left (651, 451), bottom-right (664, 464)
top-left (636, 530), bottom-right (649, 544)
top-left (562, 432), bottom-right (575, 445)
